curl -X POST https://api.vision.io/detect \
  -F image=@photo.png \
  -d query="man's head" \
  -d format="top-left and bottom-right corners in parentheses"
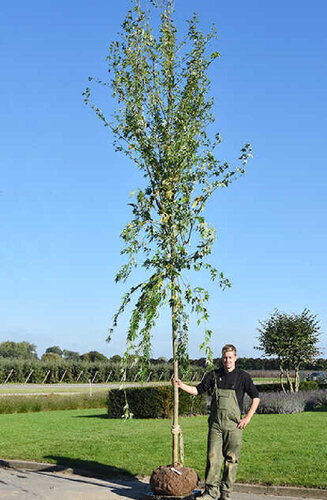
top-left (221, 344), bottom-right (237, 372)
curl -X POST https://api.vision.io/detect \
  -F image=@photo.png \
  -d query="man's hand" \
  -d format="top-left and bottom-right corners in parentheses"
top-left (171, 377), bottom-right (198, 396)
top-left (237, 415), bottom-right (251, 429)
top-left (238, 397), bottom-right (260, 429)
top-left (171, 376), bottom-right (182, 387)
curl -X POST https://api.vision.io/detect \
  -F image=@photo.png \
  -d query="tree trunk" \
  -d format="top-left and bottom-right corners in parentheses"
top-left (279, 366), bottom-right (286, 393)
top-left (285, 369), bottom-right (293, 392)
top-left (294, 365), bottom-right (300, 392)
top-left (172, 327), bottom-right (179, 465)
top-left (171, 278), bottom-right (179, 466)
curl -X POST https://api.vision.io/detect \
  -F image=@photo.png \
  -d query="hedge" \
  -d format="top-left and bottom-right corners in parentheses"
top-left (1, 357), bottom-right (325, 389)
top-left (0, 359), bottom-right (179, 384)
top-left (243, 389), bottom-right (327, 414)
top-left (1, 386), bottom-right (326, 416)
top-left (109, 387), bottom-right (327, 418)
top-left (0, 358), bottom-right (210, 384)
top-left (107, 386), bottom-right (208, 418)
top-left (255, 381), bottom-right (327, 392)
top-left (299, 380), bottom-right (319, 391)
top-left (253, 382), bottom-right (281, 392)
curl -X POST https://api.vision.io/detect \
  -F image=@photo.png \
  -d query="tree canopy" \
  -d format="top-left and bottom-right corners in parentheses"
top-left (62, 349), bottom-right (81, 361)
top-left (80, 351), bottom-right (108, 362)
top-left (256, 308), bottom-right (322, 391)
top-left (45, 346), bottom-right (63, 357)
top-left (85, 0), bottom-right (251, 373)
top-left (0, 341), bottom-right (38, 360)
top-left (41, 352), bottom-right (62, 361)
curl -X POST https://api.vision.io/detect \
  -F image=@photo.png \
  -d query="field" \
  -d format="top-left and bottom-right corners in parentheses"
top-left (0, 408), bottom-right (326, 489)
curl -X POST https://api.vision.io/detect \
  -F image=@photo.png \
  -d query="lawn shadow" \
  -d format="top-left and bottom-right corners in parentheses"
top-left (43, 456), bottom-right (150, 499)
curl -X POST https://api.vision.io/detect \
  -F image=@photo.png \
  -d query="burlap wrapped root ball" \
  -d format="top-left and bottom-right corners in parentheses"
top-left (150, 464), bottom-right (199, 496)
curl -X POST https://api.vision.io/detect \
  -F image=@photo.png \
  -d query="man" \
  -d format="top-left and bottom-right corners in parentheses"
top-left (172, 344), bottom-right (260, 500)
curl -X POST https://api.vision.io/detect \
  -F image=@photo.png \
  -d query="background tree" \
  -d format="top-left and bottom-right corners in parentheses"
top-left (110, 354), bottom-right (122, 363)
top-left (62, 349), bottom-right (80, 361)
top-left (45, 346), bottom-right (63, 357)
top-left (80, 351), bottom-right (108, 362)
top-left (152, 356), bottom-right (167, 365)
top-left (0, 341), bottom-right (38, 360)
top-left (256, 308), bottom-right (322, 392)
top-left (41, 352), bottom-right (62, 362)
top-left (84, 0), bottom-right (251, 465)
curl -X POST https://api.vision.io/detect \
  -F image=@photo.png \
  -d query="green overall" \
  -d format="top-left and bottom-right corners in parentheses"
top-left (205, 387), bottom-right (243, 498)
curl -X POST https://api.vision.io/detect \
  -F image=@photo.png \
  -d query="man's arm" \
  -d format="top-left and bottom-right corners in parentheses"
top-left (171, 377), bottom-right (198, 396)
top-left (237, 397), bottom-right (260, 429)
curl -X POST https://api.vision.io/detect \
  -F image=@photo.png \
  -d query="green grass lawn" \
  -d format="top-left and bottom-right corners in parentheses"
top-left (0, 408), bottom-right (326, 489)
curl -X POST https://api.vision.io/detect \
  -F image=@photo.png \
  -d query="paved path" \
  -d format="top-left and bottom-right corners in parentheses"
top-left (0, 467), bottom-right (324, 500)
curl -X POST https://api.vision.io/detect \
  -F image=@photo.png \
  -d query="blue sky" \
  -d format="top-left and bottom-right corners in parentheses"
top-left (1, 0), bottom-right (326, 359)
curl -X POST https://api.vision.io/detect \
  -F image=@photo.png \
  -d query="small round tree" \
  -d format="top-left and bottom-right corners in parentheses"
top-left (84, 0), bottom-right (251, 466)
top-left (256, 308), bottom-right (322, 392)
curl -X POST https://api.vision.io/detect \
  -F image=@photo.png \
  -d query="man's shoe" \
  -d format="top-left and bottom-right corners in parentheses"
top-left (219, 492), bottom-right (230, 500)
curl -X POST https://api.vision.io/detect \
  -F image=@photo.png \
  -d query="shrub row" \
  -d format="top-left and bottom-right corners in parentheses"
top-left (254, 380), bottom-right (327, 393)
top-left (1, 357), bottom-right (325, 389)
top-left (235, 358), bottom-right (327, 371)
top-left (0, 391), bottom-right (108, 414)
top-left (108, 387), bottom-right (327, 418)
top-left (0, 359), bottom-right (119, 384)
top-left (1, 386), bottom-right (326, 416)
top-left (0, 358), bottom-right (206, 384)
top-left (0, 360), bottom-right (284, 383)
top-left (245, 392), bottom-right (307, 414)
top-left (251, 381), bottom-right (326, 392)
top-left (107, 386), bottom-right (208, 418)
top-left (253, 382), bottom-right (281, 392)
top-left (243, 389), bottom-right (327, 414)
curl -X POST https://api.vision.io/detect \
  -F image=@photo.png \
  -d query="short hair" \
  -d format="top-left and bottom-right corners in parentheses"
top-left (222, 344), bottom-right (237, 355)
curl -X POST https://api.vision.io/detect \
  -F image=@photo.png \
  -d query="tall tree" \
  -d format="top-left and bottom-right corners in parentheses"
top-left (80, 351), bottom-right (108, 362)
top-left (45, 346), bottom-right (63, 357)
top-left (0, 341), bottom-right (38, 360)
top-left (41, 352), bottom-right (62, 361)
top-left (84, 0), bottom-right (251, 465)
top-left (256, 308), bottom-right (322, 392)
top-left (62, 349), bottom-right (81, 361)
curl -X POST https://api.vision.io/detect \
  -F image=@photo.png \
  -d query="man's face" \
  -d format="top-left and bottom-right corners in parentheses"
top-left (222, 350), bottom-right (237, 372)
